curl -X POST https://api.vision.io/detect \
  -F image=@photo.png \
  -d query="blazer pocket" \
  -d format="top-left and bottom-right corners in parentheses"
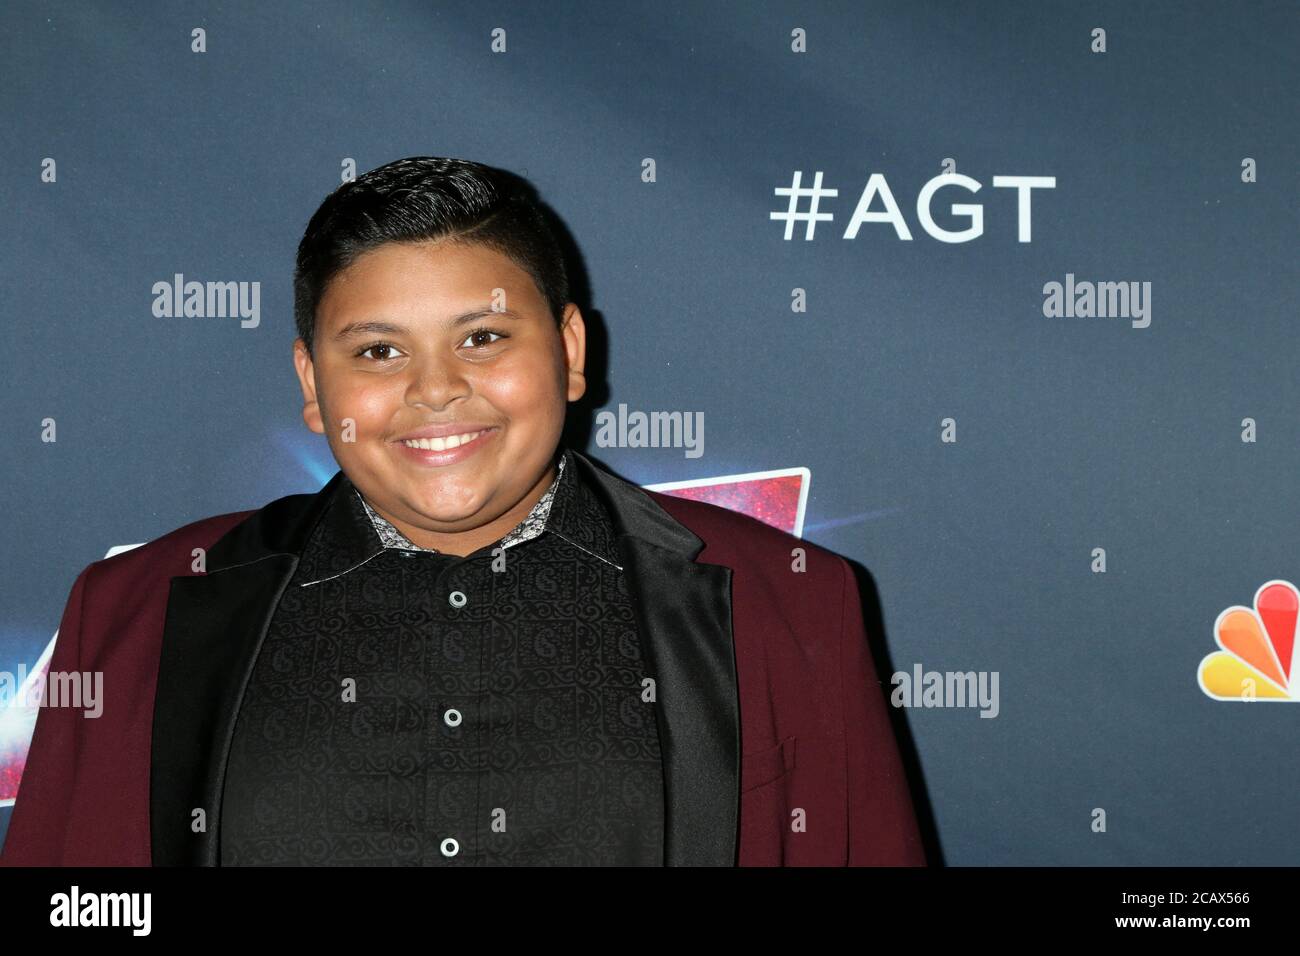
top-left (739, 736), bottom-right (797, 793)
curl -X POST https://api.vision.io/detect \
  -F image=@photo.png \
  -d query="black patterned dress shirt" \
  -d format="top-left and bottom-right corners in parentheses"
top-left (219, 447), bottom-right (665, 865)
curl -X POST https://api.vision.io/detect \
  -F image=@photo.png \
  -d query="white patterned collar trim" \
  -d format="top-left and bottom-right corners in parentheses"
top-left (355, 453), bottom-right (567, 554)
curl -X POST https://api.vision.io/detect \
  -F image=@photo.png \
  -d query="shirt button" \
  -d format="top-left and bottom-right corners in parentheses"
top-left (440, 838), bottom-right (459, 858)
top-left (448, 590), bottom-right (468, 608)
top-left (443, 708), bottom-right (462, 727)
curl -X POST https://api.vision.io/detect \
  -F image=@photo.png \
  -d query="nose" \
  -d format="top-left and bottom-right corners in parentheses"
top-left (404, 349), bottom-right (472, 410)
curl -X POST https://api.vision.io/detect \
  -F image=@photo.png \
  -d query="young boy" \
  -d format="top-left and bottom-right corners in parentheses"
top-left (1, 157), bottom-right (924, 866)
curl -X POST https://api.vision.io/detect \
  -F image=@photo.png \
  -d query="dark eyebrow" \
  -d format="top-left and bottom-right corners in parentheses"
top-left (332, 309), bottom-right (525, 342)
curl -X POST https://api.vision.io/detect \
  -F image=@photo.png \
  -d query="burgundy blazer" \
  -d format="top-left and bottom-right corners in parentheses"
top-left (1, 449), bottom-right (924, 866)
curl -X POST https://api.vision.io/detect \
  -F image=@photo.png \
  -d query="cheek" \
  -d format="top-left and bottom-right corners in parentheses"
top-left (325, 376), bottom-right (402, 432)
top-left (475, 354), bottom-right (562, 413)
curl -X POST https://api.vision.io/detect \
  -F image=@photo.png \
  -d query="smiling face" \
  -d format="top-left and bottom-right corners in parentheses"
top-left (292, 238), bottom-right (586, 556)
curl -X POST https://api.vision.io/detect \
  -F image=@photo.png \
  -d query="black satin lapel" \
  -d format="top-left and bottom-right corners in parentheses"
top-left (617, 535), bottom-right (739, 866)
top-left (150, 555), bottom-right (298, 865)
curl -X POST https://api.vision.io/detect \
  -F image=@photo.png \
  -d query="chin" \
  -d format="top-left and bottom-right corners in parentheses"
top-left (408, 488), bottom-right (491, 522)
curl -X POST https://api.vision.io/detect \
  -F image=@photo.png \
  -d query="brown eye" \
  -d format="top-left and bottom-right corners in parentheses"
top-left (459, 328), bottom-right (505, 349)
top-left (357, 342), bottom-right (404, 361)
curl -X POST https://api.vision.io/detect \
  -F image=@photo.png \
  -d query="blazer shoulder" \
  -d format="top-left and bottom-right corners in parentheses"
top-left (645, 488), bottom-right (848, 584)
top-left (87, 507), bottom-right (258, 584)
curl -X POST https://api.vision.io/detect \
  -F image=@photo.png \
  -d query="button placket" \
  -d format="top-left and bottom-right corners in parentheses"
top-left (431, 559), bottom-right (481, 863)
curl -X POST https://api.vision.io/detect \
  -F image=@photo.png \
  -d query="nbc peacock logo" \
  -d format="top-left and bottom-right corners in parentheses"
top-left (1198, 580), bottom-right (1300, 701)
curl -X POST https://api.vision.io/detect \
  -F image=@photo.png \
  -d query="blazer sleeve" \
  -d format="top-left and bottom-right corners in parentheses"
top-left (0, 562), bottom-right (92, 866)
top-left (838, 557), bottom-right (927, 865)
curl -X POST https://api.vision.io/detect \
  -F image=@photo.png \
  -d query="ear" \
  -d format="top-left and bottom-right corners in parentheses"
top-left (559, 303), bottom-right (587, 403)
top-left (292, 338), bottom-right (325, 435)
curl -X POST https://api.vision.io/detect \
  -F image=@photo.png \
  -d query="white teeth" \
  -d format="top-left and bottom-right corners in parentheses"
top-left (401, 430), bottom-right (486, 451)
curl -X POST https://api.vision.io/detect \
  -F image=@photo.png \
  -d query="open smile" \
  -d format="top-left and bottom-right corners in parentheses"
top-left (390, 426), bottom-right (500, 467)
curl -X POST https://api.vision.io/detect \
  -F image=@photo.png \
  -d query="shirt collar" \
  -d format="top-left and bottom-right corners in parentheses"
top-left (295, 447), bottom-right (622, 587)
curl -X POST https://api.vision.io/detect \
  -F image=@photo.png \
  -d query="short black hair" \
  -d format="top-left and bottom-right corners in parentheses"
top-left (293, 156), bottom-right (570, 354)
